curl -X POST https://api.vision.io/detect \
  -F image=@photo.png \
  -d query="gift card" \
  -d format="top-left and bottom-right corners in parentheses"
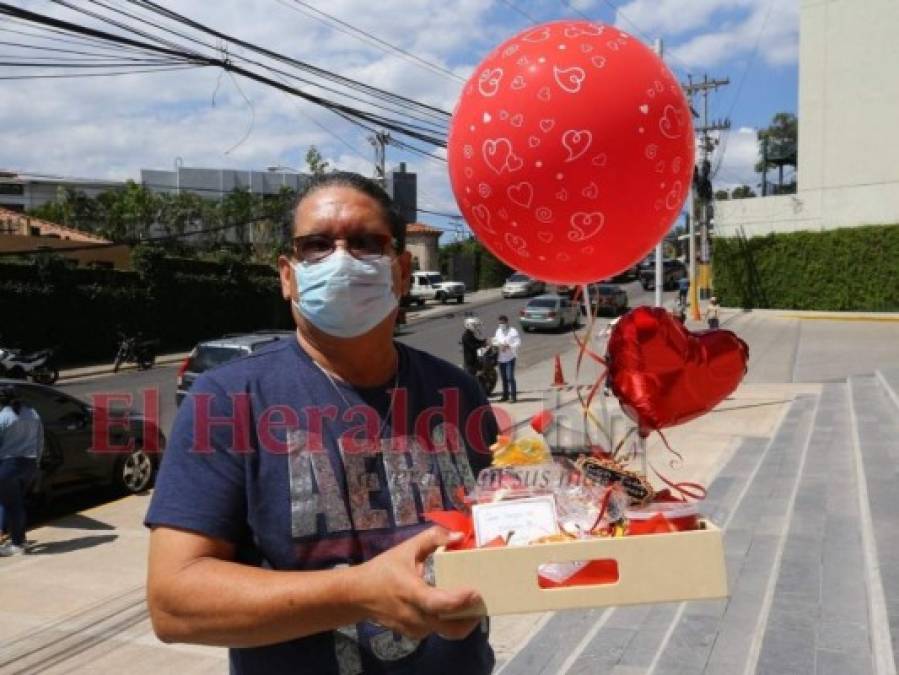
top-left (472, 495), bottom-right (559, 547)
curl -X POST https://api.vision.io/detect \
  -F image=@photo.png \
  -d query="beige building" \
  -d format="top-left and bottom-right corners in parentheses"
top-left (0, 207), bottom-right (131, 269)
top-left (716, 0), bottom-right (899, 237)
top-left (405, 222), bottom-right (441, 271)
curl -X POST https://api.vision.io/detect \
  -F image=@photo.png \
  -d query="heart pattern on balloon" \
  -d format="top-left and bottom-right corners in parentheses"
top-left (447, 19), bottom-right (695, 284)
top-left (608, 307), bottom-right (749, 434)
top-left (553, 66), bottom-right (587, 94)
top-left (561, 129), bottom-right (593, 162)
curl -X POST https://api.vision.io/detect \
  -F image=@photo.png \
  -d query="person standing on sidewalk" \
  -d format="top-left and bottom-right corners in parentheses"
top-left (706, 296), bottom-right (721, 329)
top-left (145, 173), bottom-right (496, 675)
top-left (494, 315), bottom-right (521, 403)
top-left (0, 385), bottom-right (43, 557)
top-left (677, 276), bottom-right (690, 306)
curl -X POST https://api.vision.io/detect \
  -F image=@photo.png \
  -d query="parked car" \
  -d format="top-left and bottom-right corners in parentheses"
top-left (2, 379), bottom-right (166, 501)
top-left (502, 273), bottom-right (546, 298)
top-left (639, 259), bottom-right (687, 291)
top-left (402, 271), bottom-right (439, 306)
top-left (176, 331), bottom-right (294, 405)
top-left (519, 294), bottom-right (580, 332)
top-left (420, 271), bottom-right (465, 304)
top-left (587, 284), bottom-right (629, 316)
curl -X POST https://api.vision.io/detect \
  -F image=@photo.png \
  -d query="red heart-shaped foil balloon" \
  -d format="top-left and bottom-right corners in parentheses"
top-left (607, 306), bottom-right (749, 434)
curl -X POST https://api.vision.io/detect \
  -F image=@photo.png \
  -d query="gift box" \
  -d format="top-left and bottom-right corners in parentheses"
top-left (433, 520), bottom-right (727, 617)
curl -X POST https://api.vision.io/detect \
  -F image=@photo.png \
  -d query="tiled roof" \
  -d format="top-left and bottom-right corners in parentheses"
top-left (0, 206), bottom-right (111, 243)
top-left (406, 222), bottom-right (442, 236)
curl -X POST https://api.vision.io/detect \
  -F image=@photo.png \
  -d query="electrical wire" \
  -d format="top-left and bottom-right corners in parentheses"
top-left (0, 2), bottom-right (451, 147)
top-left (278, 0), bottom-right (464, 83)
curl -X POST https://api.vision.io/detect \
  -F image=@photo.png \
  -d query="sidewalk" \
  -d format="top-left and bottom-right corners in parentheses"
top-left (6, 311), bottom-right (898, 673)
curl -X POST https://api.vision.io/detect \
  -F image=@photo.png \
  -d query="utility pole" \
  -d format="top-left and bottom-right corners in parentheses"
top-left (682, 74), bottom-right (730, 312)
top-left (368, 129), bottom-right (390, 186)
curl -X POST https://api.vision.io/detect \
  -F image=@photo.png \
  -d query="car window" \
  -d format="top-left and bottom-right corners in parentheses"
top-left (598, 286), bottom-right (616, 295)
top-left (528, 299), bottom-right (558, 309)
top-left (250, 338), bottom-right (281, 352)
top-left (427, 274), bottom-right (442, 285)
top-left (189, 346), bottom-right (247, 373)
top-left (509, 274), bottom-right (529, 282)
top-left (17, 387), bottom-right (87, 425)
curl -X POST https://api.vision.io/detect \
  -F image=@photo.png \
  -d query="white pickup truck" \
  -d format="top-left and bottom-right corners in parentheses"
top-left (405, 271), bottom-right (465, 306)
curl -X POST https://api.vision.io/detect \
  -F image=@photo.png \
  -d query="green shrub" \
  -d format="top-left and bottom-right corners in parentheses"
top-left (712, 224), bottom-right (899, 311)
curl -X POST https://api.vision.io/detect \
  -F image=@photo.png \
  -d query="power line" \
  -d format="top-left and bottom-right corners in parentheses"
top-left (497, 0), bottom-right (540, 24)
top-left (0, 2), bottom-right (451, 147)
top-left (277, 0), bottom-right (464, 83)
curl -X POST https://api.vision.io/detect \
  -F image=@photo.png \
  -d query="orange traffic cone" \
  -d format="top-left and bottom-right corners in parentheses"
top-left (552, 354), bottom-right (567, 387)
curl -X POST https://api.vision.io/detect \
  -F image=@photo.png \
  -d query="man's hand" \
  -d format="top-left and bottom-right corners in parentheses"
top-left (354, 527), bottom-right (483, 641)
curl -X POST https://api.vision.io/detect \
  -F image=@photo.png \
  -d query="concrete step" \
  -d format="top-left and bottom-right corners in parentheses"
top-left (849, 373), bottom-right (899, 674)
top-left (496, 393), bottom-right (820, 675)
top-left (754, 383), bottom-right (875, 675)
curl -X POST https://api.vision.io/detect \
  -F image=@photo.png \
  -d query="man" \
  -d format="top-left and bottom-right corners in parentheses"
top-left (461, 317), bottom-right (486, 379)
top-left (677, 275), bottom-right (690, 306)
top-left (493, 315), bottom-right (521, 403)
top-left (0, 385), bottom-right (43, 557)
top-left (146, 173), bottom-right (497, 674)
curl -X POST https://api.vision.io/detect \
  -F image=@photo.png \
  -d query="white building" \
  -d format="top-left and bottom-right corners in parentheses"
top-left (715, 0), bottom-right (899, 237)
top-left (0, 172), bottom-right (124, 213)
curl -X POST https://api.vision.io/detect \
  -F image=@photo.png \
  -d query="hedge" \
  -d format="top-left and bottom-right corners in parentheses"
top-left (0, 254), bottom-right (292, 366)
top-left (712, 223), bottom-right (899, 311)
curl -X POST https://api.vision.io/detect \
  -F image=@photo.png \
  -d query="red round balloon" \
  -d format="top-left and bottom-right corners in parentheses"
top-left (448, 21), bottom-right (694, 284)
top-left (607, 307), bottom-right (749, 435)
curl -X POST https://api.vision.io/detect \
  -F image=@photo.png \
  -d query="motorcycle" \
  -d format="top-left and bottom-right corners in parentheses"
top-left (475, 344), bottom-right (499, 396)
top-left (113, 333), bottom-right (158, 373)
top-left (0, 344), bottom-right (59, 385)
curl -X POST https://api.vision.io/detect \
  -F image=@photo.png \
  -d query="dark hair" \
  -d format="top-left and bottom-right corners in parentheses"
top-left (498, 315), bottom-right (509, 322)
top-left (287, 172), bottom-right (406, 253)
top-left (0, 385), bottom-right (20, 414)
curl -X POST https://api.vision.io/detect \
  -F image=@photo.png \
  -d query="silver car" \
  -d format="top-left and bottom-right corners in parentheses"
top-left (519, 294), bottom-right (580, 332)
top-left (503, 273), bottom-right (546, 298)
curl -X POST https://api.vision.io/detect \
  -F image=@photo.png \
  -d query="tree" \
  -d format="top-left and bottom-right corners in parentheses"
top-left (305, 146), bottom-right (330, 176)
top-left (714, 189), bottom-right (730, 201)
top-left (731, 185), bottom-right (757, 199)
top-left (756, 112), bottom-right (797, 194)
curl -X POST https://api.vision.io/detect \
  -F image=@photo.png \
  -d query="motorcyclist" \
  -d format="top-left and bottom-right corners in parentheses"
top-left (461, 317), bottom-right (487, 378)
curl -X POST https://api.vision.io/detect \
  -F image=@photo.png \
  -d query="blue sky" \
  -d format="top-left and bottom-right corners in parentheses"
top-left (0, 0), bottom-right (799, 240)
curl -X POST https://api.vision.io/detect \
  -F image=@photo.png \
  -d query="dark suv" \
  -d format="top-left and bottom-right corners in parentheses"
top-left (639, 259), bottom-right (687, 291)
top-left (176, 331), bottom-right (294, 405)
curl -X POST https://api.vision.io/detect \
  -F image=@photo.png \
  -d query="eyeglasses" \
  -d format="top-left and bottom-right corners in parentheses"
top-left (291, 232), bottom-right (396, 263)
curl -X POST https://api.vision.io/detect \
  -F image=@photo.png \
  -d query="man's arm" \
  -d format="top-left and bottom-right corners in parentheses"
top-left (147, 525), bottom-right (482, 648)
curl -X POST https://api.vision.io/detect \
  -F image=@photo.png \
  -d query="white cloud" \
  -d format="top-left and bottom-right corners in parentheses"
top-left (615, 0), bottom-right (798, 70)
top-left (710, 126), bottom-right (761, 191)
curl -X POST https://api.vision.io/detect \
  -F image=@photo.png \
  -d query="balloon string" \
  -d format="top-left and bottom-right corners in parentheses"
top-left (570, 284), bottom-right (611, 449)
top-left (649, 462), bottom-right (708, 501)
top-left (655, 428), bottom-right (683, 468)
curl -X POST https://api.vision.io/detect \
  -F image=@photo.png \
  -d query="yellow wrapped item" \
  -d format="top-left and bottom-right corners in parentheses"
top-left (489, 435), bottom-right (551, 467)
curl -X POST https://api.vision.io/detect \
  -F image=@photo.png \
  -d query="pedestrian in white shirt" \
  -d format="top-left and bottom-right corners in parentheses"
top-left (494, 315), bottom-right (521, 402)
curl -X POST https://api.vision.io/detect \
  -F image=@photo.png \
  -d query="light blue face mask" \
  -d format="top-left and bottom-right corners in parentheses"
top-left (293, 249), bottom-right (398, 338)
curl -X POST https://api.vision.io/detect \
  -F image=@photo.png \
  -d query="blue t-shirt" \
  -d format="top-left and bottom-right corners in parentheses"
top-left (145, 338), bottom-right (497, 675)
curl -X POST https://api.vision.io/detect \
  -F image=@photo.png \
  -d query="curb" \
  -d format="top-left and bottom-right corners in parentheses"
top-left (721, 307), bottom-right (899, 322)
top-left (57, 353), bottom-right (189, 382)
top-left (403, 289), bottom-right (504, 325)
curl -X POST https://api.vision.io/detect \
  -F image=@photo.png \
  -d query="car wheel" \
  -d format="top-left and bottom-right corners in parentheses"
top-left (32, 366), bottom-right (58, 385)
top-left (115, 449), bottom-right (154, 494)
top-left (436, 291), bottom-right (446, 304)
top-left (417, 298), bottom-right (425, 306)
top-left (457, 295), bottom-right (464, 304)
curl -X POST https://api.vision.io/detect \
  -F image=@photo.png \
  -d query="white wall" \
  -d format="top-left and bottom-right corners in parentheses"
top-left (716, 0), bottom-right (899, 237)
